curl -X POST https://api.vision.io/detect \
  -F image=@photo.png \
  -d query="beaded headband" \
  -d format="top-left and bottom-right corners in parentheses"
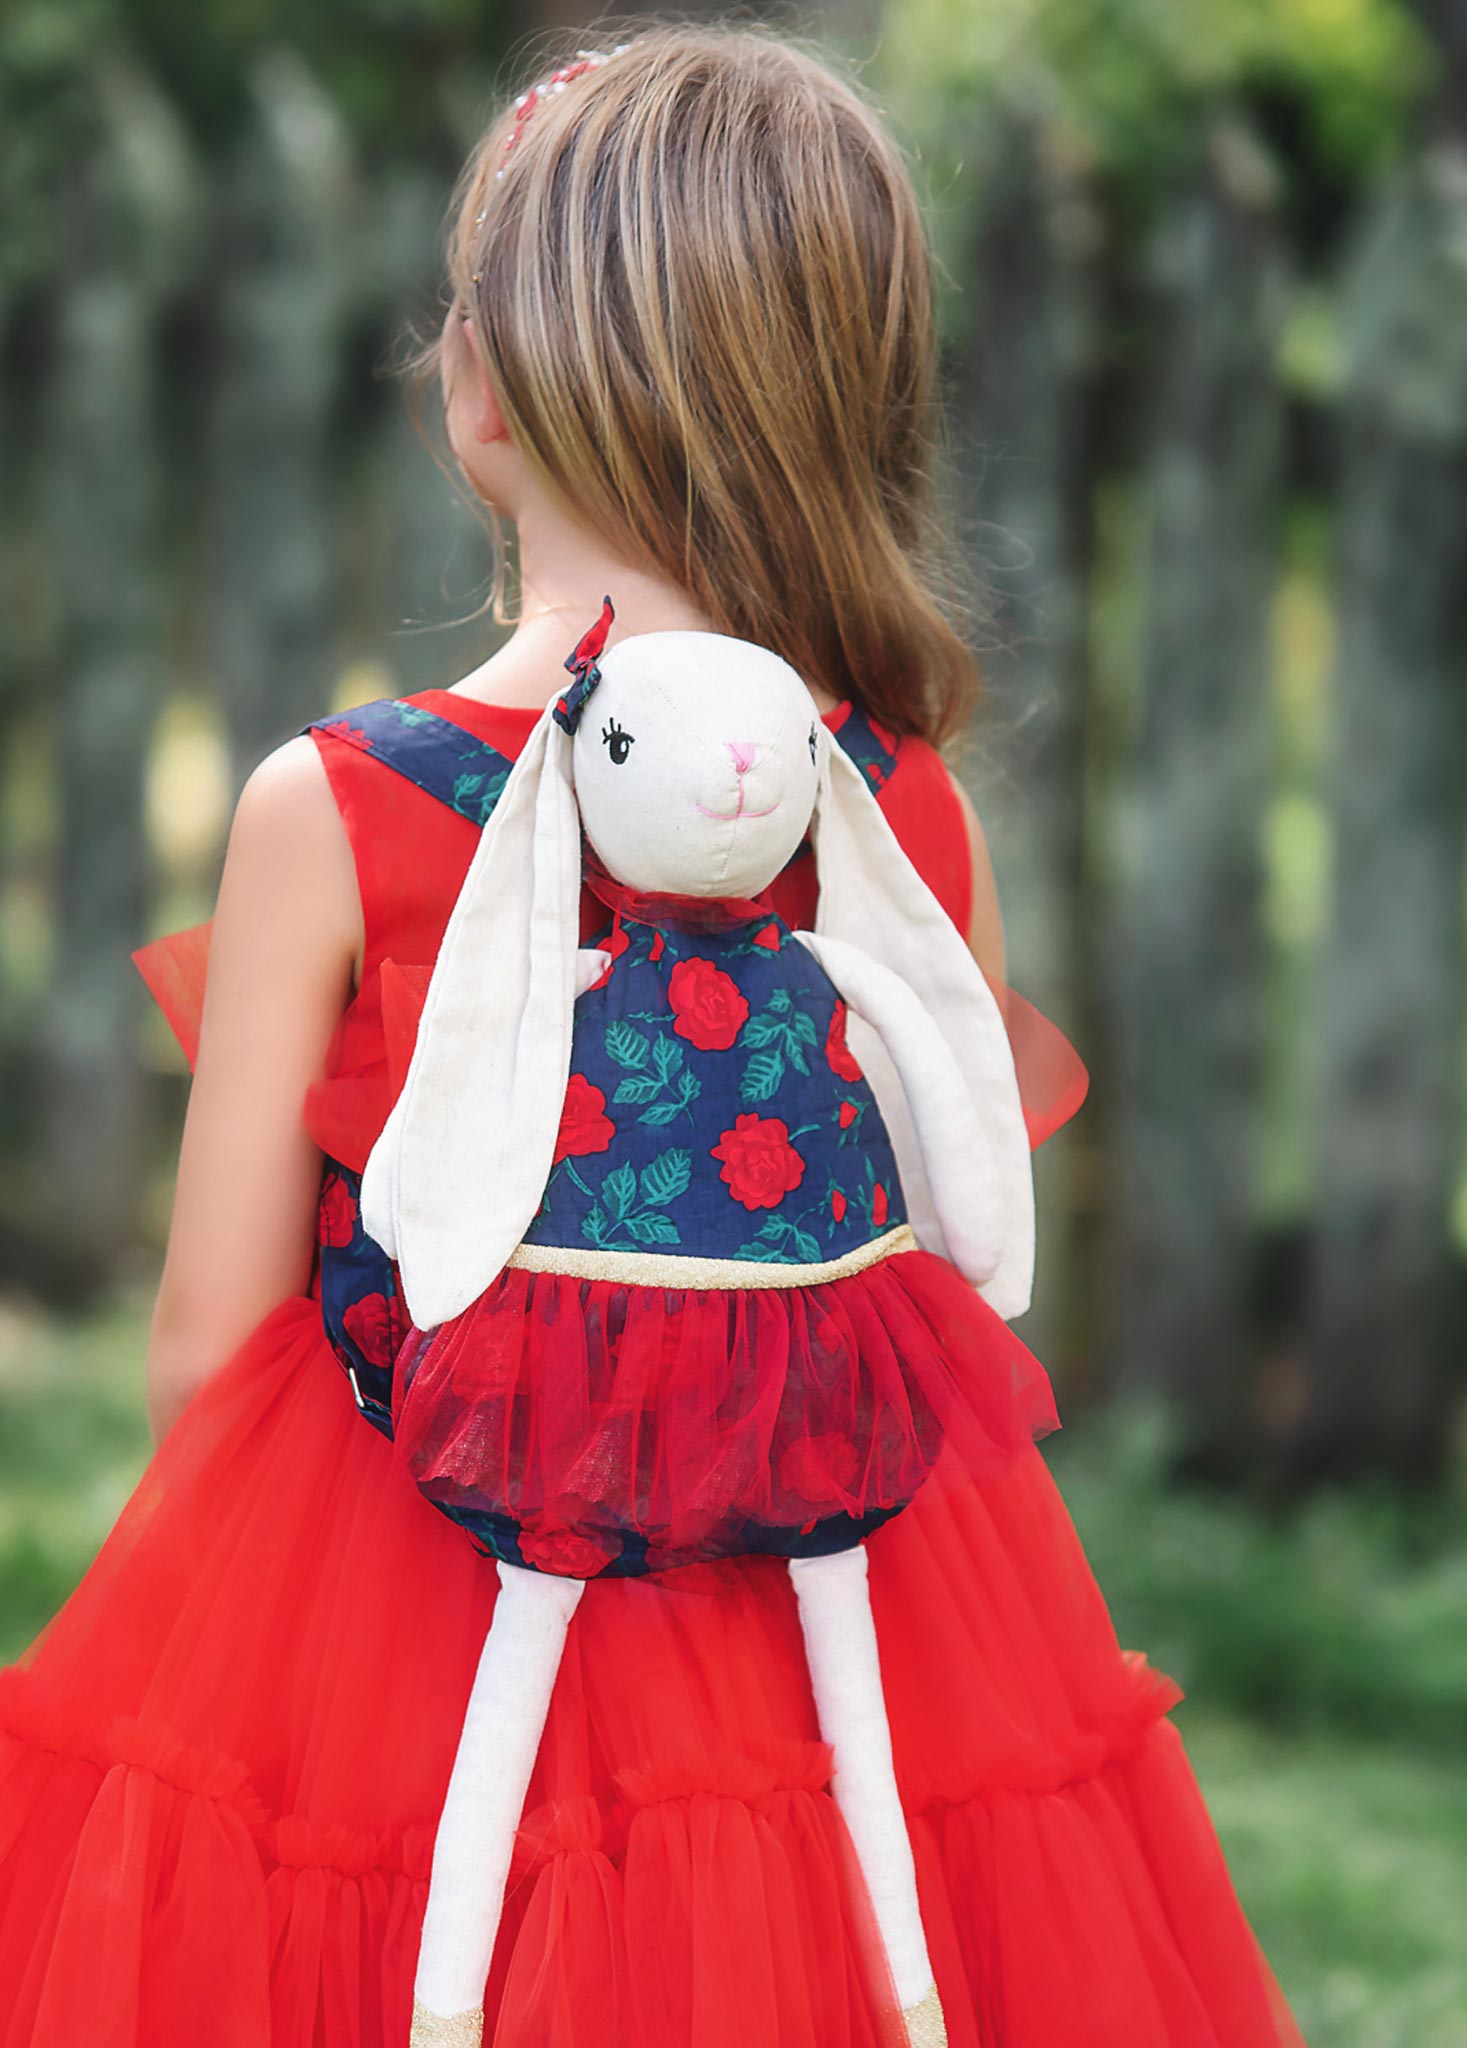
top-left (467, 45), bottom-right (628, 284)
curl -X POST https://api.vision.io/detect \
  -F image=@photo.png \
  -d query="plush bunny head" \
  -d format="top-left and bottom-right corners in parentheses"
top-left (570, 631), bottom-right (821, 898)
top-left (361, 601), bottom-right (1035, 1330)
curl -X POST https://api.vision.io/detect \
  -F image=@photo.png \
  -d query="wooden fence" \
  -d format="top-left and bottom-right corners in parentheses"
top-left (2, 53), bottom-right (1465, 1484)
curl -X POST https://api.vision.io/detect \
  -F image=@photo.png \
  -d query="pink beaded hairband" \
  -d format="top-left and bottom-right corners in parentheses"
top-left (468, 47), bottom-right (626, 284)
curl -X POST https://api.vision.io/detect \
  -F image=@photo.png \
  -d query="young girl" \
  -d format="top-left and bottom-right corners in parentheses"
top-left (0, 27), bottom-right (1305, 2048)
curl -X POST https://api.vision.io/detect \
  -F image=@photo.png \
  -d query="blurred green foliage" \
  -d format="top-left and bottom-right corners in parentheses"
top-left (0, 1295), bottom-right (152, 1651)
top-left (1050, 1409), bottom-right (1467, 1748)
top-left (0, 0), bottom-right (516, 291)
top-left (880, 0), bottom-right (1426, 187)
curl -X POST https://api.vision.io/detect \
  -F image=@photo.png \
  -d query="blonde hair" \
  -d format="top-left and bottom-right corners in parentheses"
top-left (434, 24), bottom-right (978, 746)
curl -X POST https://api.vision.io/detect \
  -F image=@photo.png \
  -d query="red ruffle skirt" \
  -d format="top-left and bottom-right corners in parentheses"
top-left (0, 1294), bottom-right (1305, 2046)
top-left (394, 1249), bottom-right (1059, 1573)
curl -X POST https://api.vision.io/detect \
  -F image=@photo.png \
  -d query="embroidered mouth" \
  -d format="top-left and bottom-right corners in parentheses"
top-left (695, 793), bottom-right (781, 822)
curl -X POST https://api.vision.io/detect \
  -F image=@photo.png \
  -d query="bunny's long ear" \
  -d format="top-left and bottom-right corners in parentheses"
top-left (360, 705), bottom-right (581, 1329)
top-left (813, 738), bottom-right (1035, 1319)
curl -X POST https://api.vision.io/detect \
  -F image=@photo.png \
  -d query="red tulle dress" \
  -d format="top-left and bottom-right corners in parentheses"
top-left (0, 689), bottom-right (1305, 2048)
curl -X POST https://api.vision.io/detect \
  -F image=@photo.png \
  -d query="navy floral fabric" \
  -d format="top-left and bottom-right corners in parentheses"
top-left (315, 1157), bottom-right (404, 1438)
top-left (529, 908), bottom-right (905, 1263)
top-left (300, 692), bottom-right (905, 1421)
top-left (300, 697), bottom-right (514, 824)
top-left (825, 700), bottom-right (901, 795)
top-left (434, 1496), bottom-right (904, 1581)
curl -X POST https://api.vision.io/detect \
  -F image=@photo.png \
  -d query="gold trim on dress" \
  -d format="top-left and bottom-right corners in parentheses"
top-left (902, 1981), bottom-right (948, 2047)
top-left (506, 1224), bottom-right (917, 1289)
top-left (409, 2002), bottom-right (484, 2048)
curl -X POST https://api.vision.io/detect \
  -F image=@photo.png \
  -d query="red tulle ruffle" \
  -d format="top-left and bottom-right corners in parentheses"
top-left (0, 1296), bottom-right (1305, 2046)
top-left (391, 1249), bottom-right (1059, 1574)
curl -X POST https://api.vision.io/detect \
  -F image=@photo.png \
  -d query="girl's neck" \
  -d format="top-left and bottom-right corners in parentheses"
top-left (443, 495), bottom-right (841, 715)
top-left (446, 500), bottom-right (716, 710)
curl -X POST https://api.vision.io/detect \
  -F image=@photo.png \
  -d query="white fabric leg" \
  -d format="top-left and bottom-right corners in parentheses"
top-left (412, 1565), bottom-right (584, 2041)
top-left (788, 1547), bottom-right (943, 2033)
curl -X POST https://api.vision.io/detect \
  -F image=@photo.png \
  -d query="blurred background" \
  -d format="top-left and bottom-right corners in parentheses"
top-left (2, 1), bottom-right (1465, 2040)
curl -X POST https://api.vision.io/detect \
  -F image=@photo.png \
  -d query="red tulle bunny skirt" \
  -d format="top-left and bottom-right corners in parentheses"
top-left (393, 1248), bottom-right (1059, 1575)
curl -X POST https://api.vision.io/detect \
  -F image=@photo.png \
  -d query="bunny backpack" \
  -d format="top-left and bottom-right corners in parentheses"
top-left (363, 603), bottom-right (1061, 2048)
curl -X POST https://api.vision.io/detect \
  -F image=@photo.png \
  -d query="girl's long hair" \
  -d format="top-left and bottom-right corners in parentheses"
top-left (429, 24), bottom-right (978, 746)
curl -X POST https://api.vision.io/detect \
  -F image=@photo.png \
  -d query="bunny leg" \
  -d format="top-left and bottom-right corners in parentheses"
top-left (788, 1547), bottom-right (947, 2047)
top-left (411, 1564), bottom-right (584, 2047)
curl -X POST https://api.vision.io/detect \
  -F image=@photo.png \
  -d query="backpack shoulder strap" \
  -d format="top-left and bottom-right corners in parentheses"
top-left (301, 698), bottom-right (515, 826)
top-left (828, 702), bottom-right (902, 794)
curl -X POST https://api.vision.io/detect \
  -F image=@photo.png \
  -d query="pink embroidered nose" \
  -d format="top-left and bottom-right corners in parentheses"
top-left (726, 741), bottom-right (759, 776)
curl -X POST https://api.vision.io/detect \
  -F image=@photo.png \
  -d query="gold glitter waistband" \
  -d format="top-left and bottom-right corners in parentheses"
top-left (506, 1224), bottom-right (917, 1289)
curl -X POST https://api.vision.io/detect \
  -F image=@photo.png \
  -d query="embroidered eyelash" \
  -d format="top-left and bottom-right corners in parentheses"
top-left (601, 718), bottom-right (634, 764)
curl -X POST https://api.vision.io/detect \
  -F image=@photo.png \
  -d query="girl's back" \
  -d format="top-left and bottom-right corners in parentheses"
top-left (0, 26), bottom-right (1304, 2048)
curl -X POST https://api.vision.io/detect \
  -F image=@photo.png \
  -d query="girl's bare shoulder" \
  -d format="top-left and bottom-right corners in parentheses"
top-left (213, 733), bottom-right (361, 981)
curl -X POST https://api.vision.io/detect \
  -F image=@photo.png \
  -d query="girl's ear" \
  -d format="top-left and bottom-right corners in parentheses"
top-left (812, 739), bottom-right (1035, 1318)
top-left (460, 317), bottom-right (512, 446)
top-left (361, 704), bottom-right (582, 1327)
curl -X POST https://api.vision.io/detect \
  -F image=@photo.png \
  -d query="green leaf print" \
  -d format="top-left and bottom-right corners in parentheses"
top-left (451, 768), bottom-right (510, 823)
top-left (639, 1150), bottom-right (691, 1206)
top-left (741, 1016), bottom-right (784, 1050)
top-left (740, 1048), bottom-right (785, 1103)
top-left (576, 1152), bottom-right (687, 1252)
top-left (626, 1211), bottom-right (680, 1246)
top-left (609, 1034), bottom-right (700, 1124)
top-left (606, 1022), bottom-right (652, 1070)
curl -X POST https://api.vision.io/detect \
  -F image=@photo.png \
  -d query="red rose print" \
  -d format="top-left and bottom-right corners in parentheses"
top-left (825, 1000), bottom-right (863, 1083)
top-left (649, 930), bottom-right (666, 962)
top-left (668, 957), bottom-right (750, 1051)
top-left (872, 1183), bottom-right (889, 1227)
top-left (518, 1524), bottom-right (620, 1579)
top-left (554, 1074), bottom-right (615, 1165)
top-left (838, 1100), bottom-right (858, 1129)
top-left (342, 1290), bottom-right (400, 1366)
top-left (779, 1432), bottom-right (860, 1504)
top-left (830, 1187), bottom-right (847, 1224)
top-left (711, 1113), bottom-right (806, 1210)
top-left (318, 1173), bottom-right (356, 1247)
top-left (332, 723), bottom-right (375, 753)
top-left (753, 922), bottom-right (781, 951)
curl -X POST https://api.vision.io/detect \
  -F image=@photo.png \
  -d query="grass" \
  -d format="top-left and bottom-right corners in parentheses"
top-left (0, 1295), bottom-right (1463, 2043)
top-left (0, 1288), bottom-right (154, 1661)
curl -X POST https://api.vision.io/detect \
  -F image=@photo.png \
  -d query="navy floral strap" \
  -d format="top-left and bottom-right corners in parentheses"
top-left (301, 698), bottom-right (514, 827)
top-left (827, 703), bottom-right (902, 794)
top-left (302, 694), bottom-right (899, 827)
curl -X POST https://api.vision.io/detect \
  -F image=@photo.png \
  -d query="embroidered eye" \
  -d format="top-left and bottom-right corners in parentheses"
top-left (808, 723), bottom-right (818, 765)
top-left (601, 718), bottom-right (634, 766)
